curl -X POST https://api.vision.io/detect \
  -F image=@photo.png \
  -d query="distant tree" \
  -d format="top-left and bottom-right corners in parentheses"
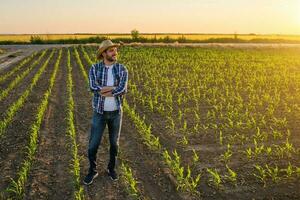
top-left (178, 34), bottom-right (187, 43)
top-left (163, 36), bottom-right (172, 43)
top-left (234, 32), bottom-right (238, 40)
top-left (30, 35), bottom-right (44, 44)
top-left (131, 29), bottom-right (139, 40)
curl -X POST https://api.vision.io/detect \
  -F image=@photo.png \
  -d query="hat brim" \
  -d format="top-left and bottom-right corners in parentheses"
top-left (96, 44), bottom-right (120, 60)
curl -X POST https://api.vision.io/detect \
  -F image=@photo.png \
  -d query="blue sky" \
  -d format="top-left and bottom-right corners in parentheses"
top-left (0, 0), bottom-right (299, 34)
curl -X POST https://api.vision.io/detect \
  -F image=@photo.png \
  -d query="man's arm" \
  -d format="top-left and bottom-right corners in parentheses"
top-left (111, 67), bottom-right (128, 97)
top-left (100, 86), bottom-right (115, 96)
top-left (89, 64), bottom-right (102, 93)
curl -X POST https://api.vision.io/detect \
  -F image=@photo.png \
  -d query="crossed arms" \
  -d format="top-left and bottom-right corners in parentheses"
top-left (89, 64), bottom-right (128, 97)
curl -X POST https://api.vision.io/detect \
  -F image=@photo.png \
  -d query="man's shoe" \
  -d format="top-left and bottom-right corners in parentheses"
top-left (107, 168), bottom-right (118, 181)
top-left (83, 171), bottom-right (98, 185)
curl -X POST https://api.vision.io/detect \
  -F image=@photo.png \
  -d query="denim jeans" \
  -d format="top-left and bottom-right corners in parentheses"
top-left (88, 109), bottom-right (122, 173)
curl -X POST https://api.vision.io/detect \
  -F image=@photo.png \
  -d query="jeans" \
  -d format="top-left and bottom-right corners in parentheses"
top-left (88, 109), bottom-right (122, 173)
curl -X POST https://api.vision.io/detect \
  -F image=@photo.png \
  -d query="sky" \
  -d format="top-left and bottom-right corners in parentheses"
top-left (0, 0), bottom-right (300, 34)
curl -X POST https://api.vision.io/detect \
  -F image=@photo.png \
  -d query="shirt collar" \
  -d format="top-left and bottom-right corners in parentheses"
top-left (100, 60), bottom-right (116, 69)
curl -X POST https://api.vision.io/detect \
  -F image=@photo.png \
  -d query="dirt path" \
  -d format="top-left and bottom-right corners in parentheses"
top-left (0, 44), bottom-right (74, 71)
top-left (0, 50), bottom-right (41, 83)
top-left (24, 48), bottom-right (74, 199)
top-left (0, 50), bottom-right (58, 193)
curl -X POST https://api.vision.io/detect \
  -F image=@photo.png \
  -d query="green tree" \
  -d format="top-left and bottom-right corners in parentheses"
top-left (131, 29), bottom-right (139, 40)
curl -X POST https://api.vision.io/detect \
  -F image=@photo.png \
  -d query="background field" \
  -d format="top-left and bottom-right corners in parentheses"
top-left (0, 45), bottom-right (300, 199)
top-left (1, 33), bottom-right (300, 43)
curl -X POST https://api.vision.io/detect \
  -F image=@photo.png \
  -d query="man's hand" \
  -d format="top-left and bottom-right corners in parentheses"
top-left (101, 91), bottom-right (114, 97)
top-left (99, 86), bottom-right (115, 97)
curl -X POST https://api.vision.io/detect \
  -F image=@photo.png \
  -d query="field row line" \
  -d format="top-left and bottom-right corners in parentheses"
top-left (76, 46), bottom-right (145, 199)
top-left (79, 46), bottom-right (203, 197)
top-left (0, 49), bottom-right (55, 137)
top-left (66, 48), bottom-right (85, 199)
top-left (0, 49), bottom-right (47, 102)
top-left (0, 51), bottom-right (38, 83)
top-left (5, 49), bottom-right (62, 199)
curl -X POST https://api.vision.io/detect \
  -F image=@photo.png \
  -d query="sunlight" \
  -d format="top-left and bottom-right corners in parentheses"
top-left (297, 1), bottom-right (300, 25)
top-left (295, 0), bottom-right (300, 25)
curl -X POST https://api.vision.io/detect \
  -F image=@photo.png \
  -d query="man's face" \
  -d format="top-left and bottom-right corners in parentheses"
top-left (103, 47), bottom-right (118, 62)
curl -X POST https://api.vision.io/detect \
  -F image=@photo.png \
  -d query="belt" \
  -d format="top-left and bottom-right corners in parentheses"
top-left (103, 110), bottom-right (119, 114)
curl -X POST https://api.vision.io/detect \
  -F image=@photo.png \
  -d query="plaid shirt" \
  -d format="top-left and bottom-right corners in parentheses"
top-left (89, 60), bottom-right (128, 114)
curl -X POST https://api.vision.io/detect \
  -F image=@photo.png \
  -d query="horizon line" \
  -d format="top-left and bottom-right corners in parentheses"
top-left (1, 32), bottom-right (300, 36)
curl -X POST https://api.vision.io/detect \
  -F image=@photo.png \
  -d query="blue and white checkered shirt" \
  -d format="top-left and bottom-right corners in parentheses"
top-left (88, 60), bottom-right (128, 114)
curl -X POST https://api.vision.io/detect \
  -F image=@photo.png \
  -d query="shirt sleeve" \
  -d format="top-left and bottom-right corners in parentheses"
top-left (111, 66), bottom-right (128, 97)
top-left (88, 64), bottom-right (102, 92)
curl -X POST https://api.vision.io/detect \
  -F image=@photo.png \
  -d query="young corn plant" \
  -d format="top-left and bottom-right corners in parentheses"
top-left (73, 47), bottom-right (89, 86)
top-left (163, 150), bottom-right (201, 194)
top-left (219, 144), bottom-right (232, 163)
top-left (120, 162), bottom-right (141, 199)
top-left (244, 147), bottom-right (253, 159)
top-left (123, 100), bottom-right (161, 151)
top-left (253, 164), bottom-right (267, 187)
top-left (177, 135), bottom-right (189, 145)
top-left (0, 50), bottom-right (47, 101)
top-left (273, 144), bottom-right (285, 159)
top-left (281, 162), bottom-right (294, 178)
top-left (166, 116), bottom-right (175, 135)
top-left (253, 139), bottom-right (264, 157)
top-left (265, 146), bottom-right (272, 156)
top-left (284, 138), bottom-right (295, 158)
top-left (6, 49), bottom-right (60, 199)
top-left (0, 49), bottom-right (53, 137)
top-left (66, 49), bottom-right (84, 200)
top-left (225, 164), bottom-right (237, 185)
top-left (206, 168), bottom-right (222, 188)
top-left (192, 149), bottom-right (199, 164)
top-left (219, 130), bottom-right (223, 146)
top-left (265, 164), bottom-right (280, 183)
top-left (0, 51), bottom-right (38, 83)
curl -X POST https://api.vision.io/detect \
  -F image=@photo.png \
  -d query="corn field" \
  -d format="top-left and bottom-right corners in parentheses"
top-left (0, 45), bottom-right (300, 199)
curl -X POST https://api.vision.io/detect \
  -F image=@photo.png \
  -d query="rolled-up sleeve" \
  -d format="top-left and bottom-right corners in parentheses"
top-left (89, 64), bottom-right (102, 92)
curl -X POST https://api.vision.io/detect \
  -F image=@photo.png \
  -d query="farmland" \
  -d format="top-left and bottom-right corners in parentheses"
top-left (0, 44), bottom-right (300, 199)
top-left (1, 34), bottom-right (300, 44)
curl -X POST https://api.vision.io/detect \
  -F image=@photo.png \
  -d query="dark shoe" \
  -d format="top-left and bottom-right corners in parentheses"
top-left (83, 171), bottom-right (98, 185)
top-left (107, 168), bottom-right (118, 181)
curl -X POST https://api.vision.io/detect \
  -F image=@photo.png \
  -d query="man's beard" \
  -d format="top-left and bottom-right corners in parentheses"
top-left (107, 55), bottom-right (117, 62)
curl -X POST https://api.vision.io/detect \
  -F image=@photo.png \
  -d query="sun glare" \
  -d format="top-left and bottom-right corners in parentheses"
top-left (298, 1), bottom-right (300, 25)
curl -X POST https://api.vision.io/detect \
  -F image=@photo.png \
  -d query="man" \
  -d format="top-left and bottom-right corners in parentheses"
top-left (83, 40), bottom-right (128, 185)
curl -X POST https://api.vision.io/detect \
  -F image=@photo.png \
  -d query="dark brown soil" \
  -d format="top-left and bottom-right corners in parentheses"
top-left (0, 51), bottom-right (41, 80)
top-left (125, 90), bottom-right (300, 200)
top-left (0, 49), bottom-right (58, 194)
top-left (1, 45), bottom-right (299, 200)
top-left (71, 48), bottom-right (129, 200)
top-left (24, 48), bottom-right (73, 199)
top-left (0, 50), bottom-right (50, 112)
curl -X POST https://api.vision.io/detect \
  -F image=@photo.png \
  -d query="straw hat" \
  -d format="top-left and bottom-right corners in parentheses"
top-left (96, 40), bottom-right (120, 60)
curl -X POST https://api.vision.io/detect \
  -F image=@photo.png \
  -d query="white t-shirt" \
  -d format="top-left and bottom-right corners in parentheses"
top-left (103, 64), bottom-right (118, 111)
